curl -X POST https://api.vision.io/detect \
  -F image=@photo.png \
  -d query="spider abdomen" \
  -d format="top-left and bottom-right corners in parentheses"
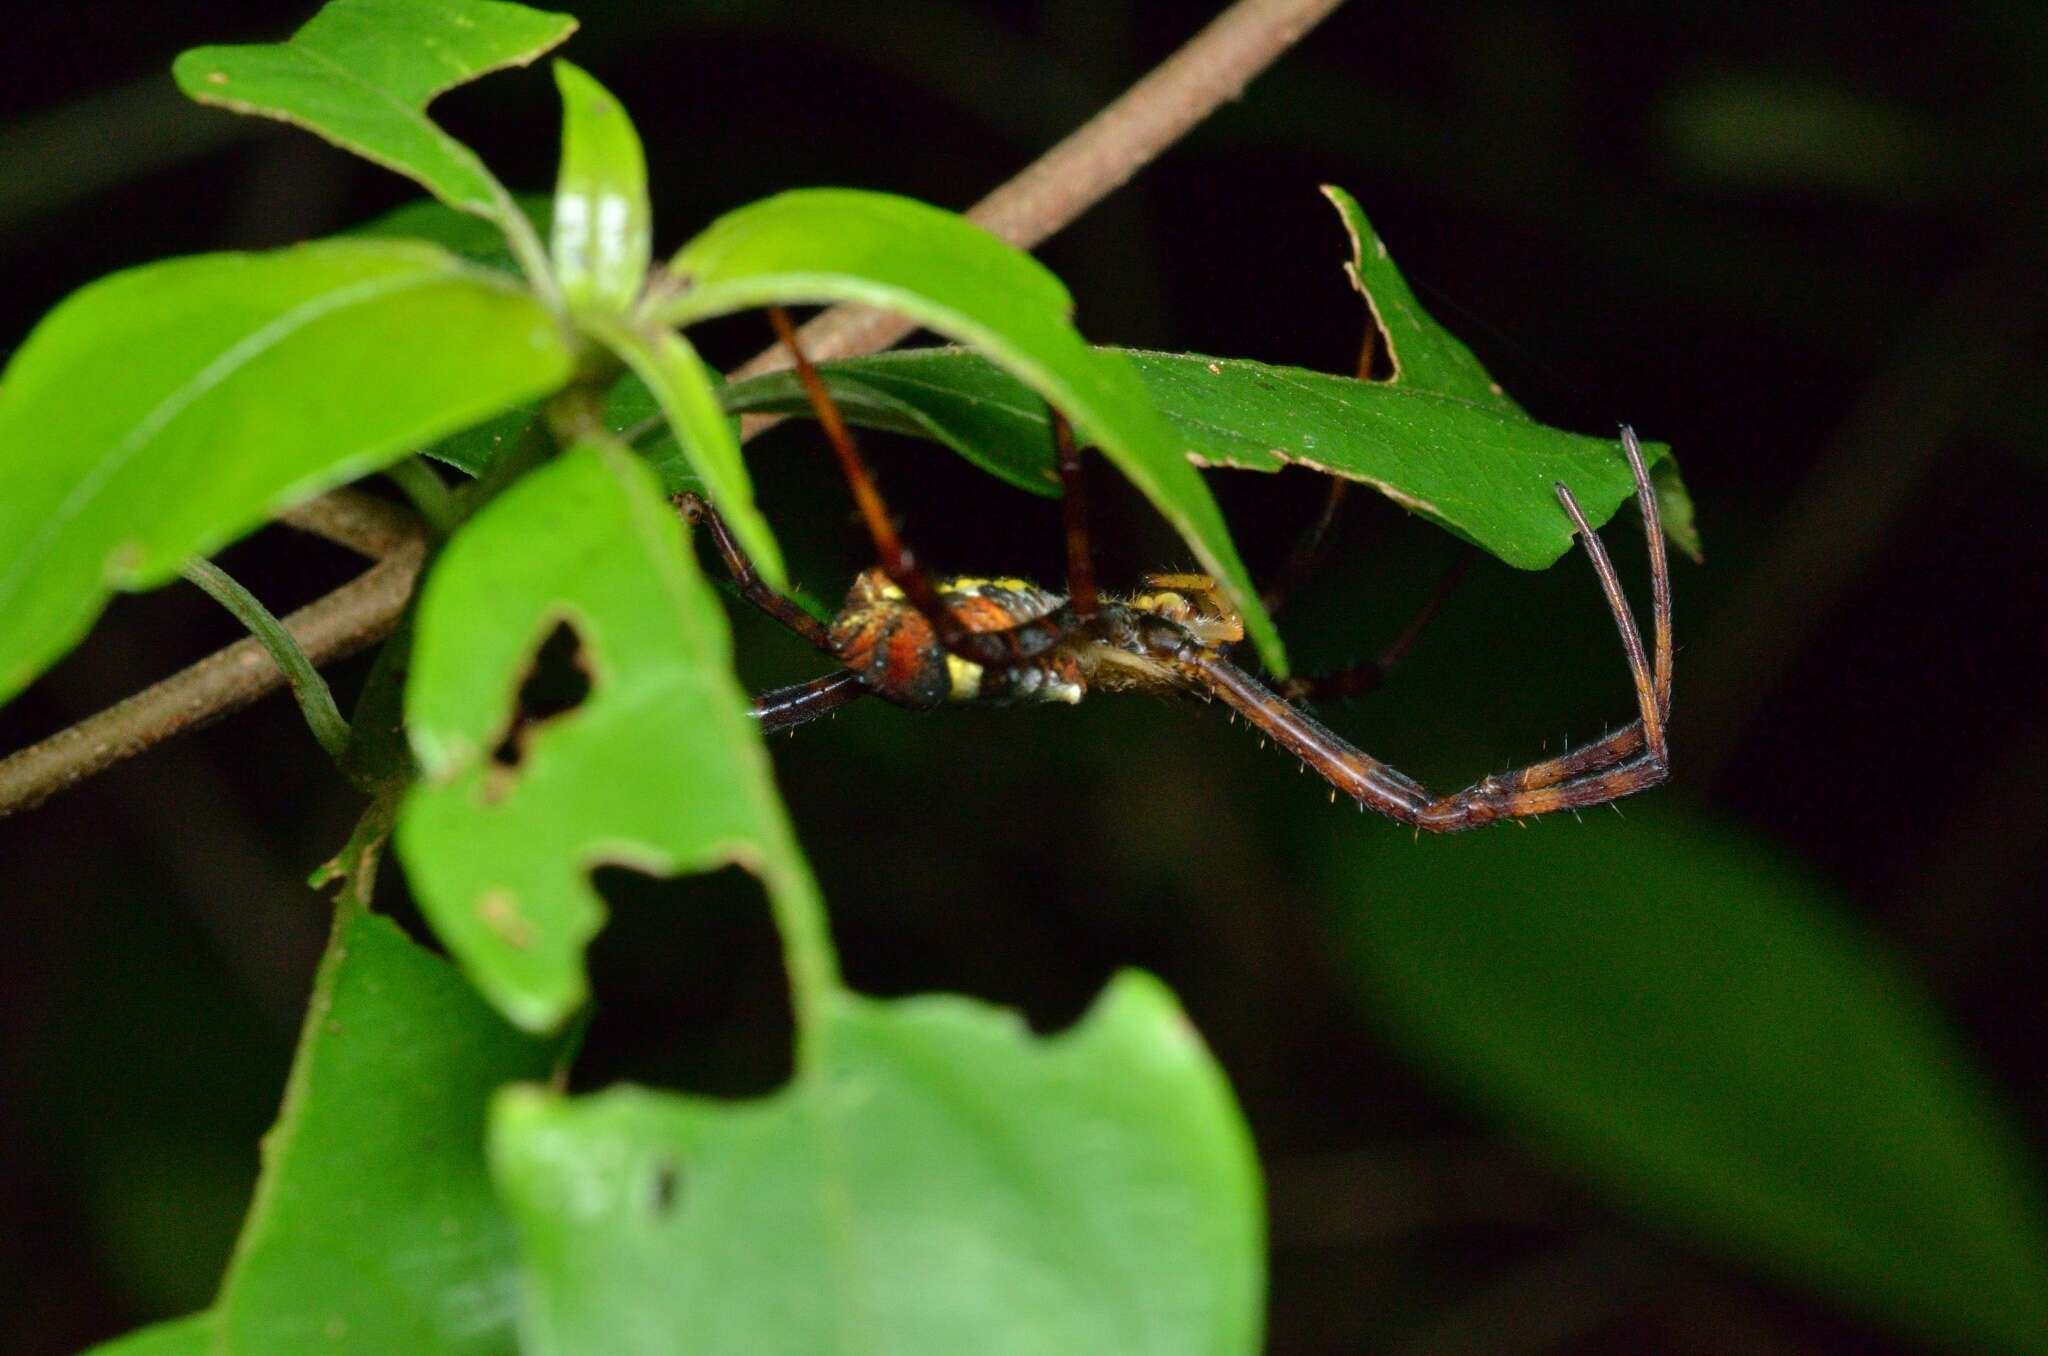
top-left (829, 568), bottom-right (1082, 708)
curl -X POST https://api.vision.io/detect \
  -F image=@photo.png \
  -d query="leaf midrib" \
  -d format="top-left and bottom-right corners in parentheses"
top-left (0, 265), bottom-right (467, 613)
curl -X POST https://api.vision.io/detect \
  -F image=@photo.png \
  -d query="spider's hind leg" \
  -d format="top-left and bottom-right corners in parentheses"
top-left (1277, 549), bottom-right (1476, 703)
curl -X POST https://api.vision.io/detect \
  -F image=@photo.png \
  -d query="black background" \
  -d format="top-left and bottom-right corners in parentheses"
top-left (2, 3), bottom-right (2043, 1352)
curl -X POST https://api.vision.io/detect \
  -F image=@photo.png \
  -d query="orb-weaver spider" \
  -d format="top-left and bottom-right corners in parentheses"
top-left (677, 308), bottom-right (1672, 832)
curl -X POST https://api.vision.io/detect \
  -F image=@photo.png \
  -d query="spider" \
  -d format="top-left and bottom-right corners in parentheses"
top-left (675, 307), bottom-right (1672, 832)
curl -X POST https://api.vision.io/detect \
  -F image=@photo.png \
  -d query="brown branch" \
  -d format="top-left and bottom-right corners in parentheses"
top-left (0, 535), bottom-right (427, 817)
top-left (276, 484), bottom-right (427, 559)
top-left (0, 0), bottom-right (1347, 818)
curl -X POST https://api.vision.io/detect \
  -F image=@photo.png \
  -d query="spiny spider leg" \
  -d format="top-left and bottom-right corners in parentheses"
top-left (767, 307), bottom-right (1068, 672)
top-left (1448, 426), bottom-right (1673, 794)
top-left (1188, 427), bottom-right (1672, 831)
top-left (673, 490), bottom-right (834, 653)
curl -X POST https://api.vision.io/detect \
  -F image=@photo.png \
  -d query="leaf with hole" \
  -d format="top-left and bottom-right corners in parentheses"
top-left (397, 440), bottom-right (819, 1031)
top-left (491, 974), bottom-right (1263, 1356)
top-left (722, 347), bottom-right (1677, 570)
top-left (174, 0), bottom-right (574, 266)
top-left (659, 187), bottom-right (1287, 675)
top-left (1331, 804), bottom-right (2048, 1356)
top-left (0, 239), bottom-right (573, 707)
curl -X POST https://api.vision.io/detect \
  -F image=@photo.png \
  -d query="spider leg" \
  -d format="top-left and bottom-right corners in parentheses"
top-left (768, 307), bottom-right (1067, 671)
top-left (1278, 549), bottom-right (1476, 702)
top-left (1411, 424), bottom-right (1672, 829)
top-left (1188, 426), bottom-right (1674, 832)
top-left (1054, 409), bottom-right (1099, 619)
top-left (1257, 310), bottom-right (1394, 616)
top-left (671, 492), bottom-right (872, 731)
top-left (1260, 477), bottom-right (1351, 616)
top-left (673, 491), bottom-right (834, 653)
top-left (754, 669), bottom-right (868, 733)
top-left (1429, 424), bottom-right (1675, 791)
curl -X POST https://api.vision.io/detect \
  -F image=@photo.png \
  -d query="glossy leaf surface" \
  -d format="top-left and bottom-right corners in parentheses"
top-left (1320, 183), bottom-right (1516, 408)
top-left (662, 187), bottom-right (1286, 674)
top-left (1333, 805), bottom-right (2048, 1355)
top-left (492, 975), bottom-right (1263, 1356)
top-left (174, 0), bottom-right (573, 254)
top-left (210, 903), bottom-right (560, 1355)
top-left (722, 348), bottom-right (1675, 570)
top-left (0, 239), bottom-right (571, 706)
top-left (82, 1312), bottom-right (216, 1356)
top-left (1320, 184), bottom-right (1702, 560)
top-left (582, 319), bottom-right (783, 587)
top-left (397, 441), bottom-right (819, 1031)
top-left (550, 61), bottom-right (649, 314)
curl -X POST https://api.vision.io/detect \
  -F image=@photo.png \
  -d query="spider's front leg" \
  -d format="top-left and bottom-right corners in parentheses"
top-left (1408, 425), bottom-right (1674, 830)
top-left (1198, 427), bottom-right (1674, 831)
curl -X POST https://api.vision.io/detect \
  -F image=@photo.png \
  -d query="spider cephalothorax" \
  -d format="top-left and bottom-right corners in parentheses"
top-left (680, 306), bottom-right (1675, 834)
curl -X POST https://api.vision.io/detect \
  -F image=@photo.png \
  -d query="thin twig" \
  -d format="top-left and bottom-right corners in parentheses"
top-left (0, 0), bottom-right (1346, 817)
top-left (727, 0), bottom-right (1348, 387)
top-left (277, 484), bottom-right (430, 559)
top-left (181, 557), bottom-right (354, 766)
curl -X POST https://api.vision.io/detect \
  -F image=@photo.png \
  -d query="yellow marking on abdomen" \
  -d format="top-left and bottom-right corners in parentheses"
top-left (945, 654), bottom-right (984, 700)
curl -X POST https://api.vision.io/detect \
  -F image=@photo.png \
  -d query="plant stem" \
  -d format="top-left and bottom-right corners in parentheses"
top-left (180, 557), bottom-right (354, 769)
top-left (385, 456), bottom-right (461, 536)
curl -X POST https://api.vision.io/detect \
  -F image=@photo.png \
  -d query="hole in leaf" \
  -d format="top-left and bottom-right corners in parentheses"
top-left (649, 1156), bottom-right (683, 1218)
top-left (579, 865), bottom-right (795, 1097)
top-left (489, 619), bottom-right (594, 772)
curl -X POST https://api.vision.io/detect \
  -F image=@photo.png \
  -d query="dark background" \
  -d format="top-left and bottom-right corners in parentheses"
top-left (2, 3), bottom-right (2043, 1352)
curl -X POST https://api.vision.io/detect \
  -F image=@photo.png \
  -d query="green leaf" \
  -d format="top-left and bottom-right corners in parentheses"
top-left (582, 319), bottom-right (784, 587)
top-left (1651, 456), bottom-right (1704, 563)
top-left (491, 974), bottom-right (1263, 1356)
top-left (419, 371), bottom-right (709, 497)
top-left (352, 194), bottom-right (554, 273)
top-left (1319, 184), bottom-right (1703, 561)
top-left (0, 239), bottom-right (572, 707)
top-left (551, 61), bottom-right (650, 315)
top-left (396, 441), bottom-right (823, 1032)
top-left (1319, 183), bottom-right (1519, 409)
top-left (661, 187), bottom-right (1287, 676)
top-left (211, 902), bottom-right (564, 1356)
top-left (723, 348), bottom-right (1672, 570)
top-left (174, 0), bottom-right (574, 288)
top-left (81, 1312), bottom-right (216, 1356)
top-left (1331, 804), bottom-right (2048, 1355)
